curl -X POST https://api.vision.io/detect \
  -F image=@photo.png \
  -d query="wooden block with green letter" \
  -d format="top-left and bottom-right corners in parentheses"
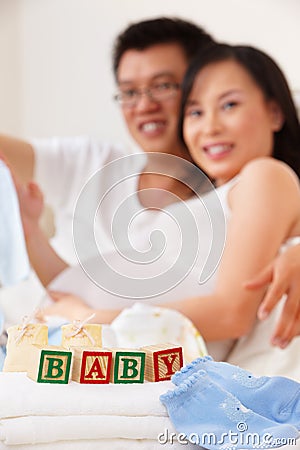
top-left (141, 343), bottom-right (183, 382)
top-left (72, 347), bottom-right (112, 384)
top-left (111, 348), bottom-right (145, 384)
top-left (27, 345), bottom-right (73, 384)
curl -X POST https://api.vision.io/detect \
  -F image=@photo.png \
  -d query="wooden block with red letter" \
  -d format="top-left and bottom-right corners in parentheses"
top-left (111, 348), bottom-right (145, 384)
top-left (72, 347), bottom-right (112, 384)
top-left (141, 343), bottom-right (183, 382)
top-left (27, 345), bottom-right (73, 384)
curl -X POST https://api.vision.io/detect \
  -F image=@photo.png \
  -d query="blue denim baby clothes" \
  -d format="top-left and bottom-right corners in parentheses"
top-left (0, 161), bottom-right (30, 286)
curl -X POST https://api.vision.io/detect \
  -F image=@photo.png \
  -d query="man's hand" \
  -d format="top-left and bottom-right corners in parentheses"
top-left (244, 244), bottom-right (300, 348)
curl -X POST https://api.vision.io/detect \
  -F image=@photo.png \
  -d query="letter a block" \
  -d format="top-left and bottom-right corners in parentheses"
top-left (142, 343), bottom-right (183, 382)
top-left (27, 346), bottom-right (73, 384)
top-left (112, 349), bottom-right (145, 384)
top-left (72, 347), bottom-right (112, 384)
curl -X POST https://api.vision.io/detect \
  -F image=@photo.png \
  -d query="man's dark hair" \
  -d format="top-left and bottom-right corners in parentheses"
top-left (112, 17), bottom-right (214, 80)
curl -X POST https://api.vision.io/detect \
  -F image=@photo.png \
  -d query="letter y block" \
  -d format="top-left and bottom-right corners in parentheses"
top-left (141, 343), bottom-right (183, 382)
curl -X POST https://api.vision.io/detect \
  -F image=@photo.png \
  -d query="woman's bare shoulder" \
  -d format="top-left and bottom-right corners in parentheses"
top-left (240, 157), bottom-right (299, 186)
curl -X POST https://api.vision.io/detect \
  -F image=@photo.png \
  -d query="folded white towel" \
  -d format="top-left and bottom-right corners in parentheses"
top-left (0, 161), bottom-right (30, 287)
top-left (0, 438), bottom-right (194, 450)
top-left (0, 414), bottom-right (175, 445)
top-left (0, 373), bottom-right (169, 419)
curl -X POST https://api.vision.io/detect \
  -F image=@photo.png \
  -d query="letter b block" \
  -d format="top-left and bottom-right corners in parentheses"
top-left (142, 343), bottom-right (183, 382)
top-left (112, 349), bottom-right (145, 384)
top-left (27, 346), bottom-right (72, 384)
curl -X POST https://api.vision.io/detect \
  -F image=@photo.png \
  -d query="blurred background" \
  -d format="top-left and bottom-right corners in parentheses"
top-left (0, 0), bottom-right (299, 327)
top-left (0, 0), bottom-right (299, 147)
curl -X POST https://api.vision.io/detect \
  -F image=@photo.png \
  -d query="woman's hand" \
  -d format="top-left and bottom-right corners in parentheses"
top-left (39, 291), bottom-right (94, 322)
top-left (244, 243), bottom-right (300, 347)
top-left (39, 290), bottom-right (120, 324)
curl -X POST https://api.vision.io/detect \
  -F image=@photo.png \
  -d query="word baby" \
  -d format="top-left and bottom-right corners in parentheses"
top-left (3, 321), bottom-right (183, 384)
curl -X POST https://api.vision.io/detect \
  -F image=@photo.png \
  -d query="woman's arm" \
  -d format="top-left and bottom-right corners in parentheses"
top-left (166, 158), bottom-right (300, 342)
top-left (39, 291), bottom-right (120, 323)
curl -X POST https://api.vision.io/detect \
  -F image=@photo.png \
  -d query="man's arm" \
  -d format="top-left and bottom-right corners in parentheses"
top-left (27, 223), bottom-right (68, 286)
top-left (15, 177), bottom-right (68, 286)
top-left (244, 243), bottom-right (300, 347)
top-left (0, 134), bottom-right (35, 183)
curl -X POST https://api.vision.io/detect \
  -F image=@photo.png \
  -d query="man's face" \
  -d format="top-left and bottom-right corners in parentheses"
top-left (116, 43), bottom-right (188, 156)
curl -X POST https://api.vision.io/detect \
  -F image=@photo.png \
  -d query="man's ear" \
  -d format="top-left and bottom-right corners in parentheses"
top-left (269, 101), bottom-right (284, 132)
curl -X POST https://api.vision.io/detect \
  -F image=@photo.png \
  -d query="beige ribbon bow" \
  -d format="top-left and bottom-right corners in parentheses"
top-left (66, 313), bottom-right (96, 345)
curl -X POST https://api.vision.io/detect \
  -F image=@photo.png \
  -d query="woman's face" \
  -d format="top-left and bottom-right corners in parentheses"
top-left (183, 59), bottom-right (282, 185)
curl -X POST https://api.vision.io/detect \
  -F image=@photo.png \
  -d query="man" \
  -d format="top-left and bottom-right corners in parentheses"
top-left (1, 17), bottom-right (300, 346)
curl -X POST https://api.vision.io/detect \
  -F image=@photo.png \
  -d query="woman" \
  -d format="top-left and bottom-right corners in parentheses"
top-left (172, 43), bottom-right (300, 358)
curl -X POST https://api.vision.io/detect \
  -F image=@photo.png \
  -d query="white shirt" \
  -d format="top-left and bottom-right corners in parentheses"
top-left (32, 136), bottom-right (140, 262)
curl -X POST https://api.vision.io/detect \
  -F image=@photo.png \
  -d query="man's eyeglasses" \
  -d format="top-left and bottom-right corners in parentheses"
top-left (114, 82), bottom-right (181, 108)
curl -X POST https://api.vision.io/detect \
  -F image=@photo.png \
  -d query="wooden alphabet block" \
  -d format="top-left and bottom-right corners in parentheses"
top-left (27, 345), bottom-right (73, 384)
top-left (3, 323), bottom-right (48, 372)
top-left (72, 347), bottom-right (112, 384)
top-left (61, 323), bottom-right (102, 348)
top-left (111, 349), bottom-right (145, 384)
top-left (141, 343), bottom-right (183, 382)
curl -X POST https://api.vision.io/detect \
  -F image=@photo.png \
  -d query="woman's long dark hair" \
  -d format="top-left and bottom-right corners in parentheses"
top-left (179, 43), bottom-right (300, 179)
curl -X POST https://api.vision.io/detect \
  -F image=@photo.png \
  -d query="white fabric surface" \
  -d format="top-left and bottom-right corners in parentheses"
top-left (0, 415), bottom-right (175, 445)
top-left (0, 373), bottom-right (169, 419)
top-left (0, 161), bottom-right (30, 287)
top-left (0, 439), bottom-right (192, 450)
top-left (0, 374), bottom-right (300, 450)
top-left (111, 302), bottom-right (207, 363)
top-left (0, 442), bottom-right (292, 450)
top-left (0, 373), bottom-right (191, 449)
